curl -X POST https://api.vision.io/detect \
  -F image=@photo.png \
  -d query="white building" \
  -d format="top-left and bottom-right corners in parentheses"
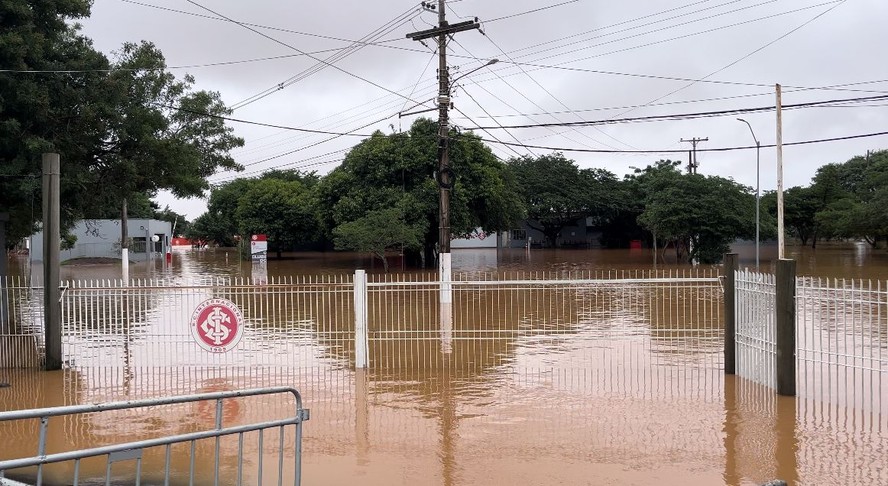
top-left (31, 219), bottom-right (172, 263)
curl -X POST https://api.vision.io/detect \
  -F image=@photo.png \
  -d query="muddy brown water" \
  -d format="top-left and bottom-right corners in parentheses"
top-left (1, 242), bottom-right (887, 485)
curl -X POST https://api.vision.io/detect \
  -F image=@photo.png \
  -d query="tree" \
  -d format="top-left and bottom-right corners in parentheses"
top-left (813, 151), bottom-right (888, 248)
top-left (1, 0), bottom-right (112, 244)
top-left (235, 178), bottom-right (318, 259)
top-left (508, 154), bottom-right (620, 247)
top-left (634, 161), bottom-right (756, 264)
top-left (91, 42), bottom-right (243, 249)
top-left (317, 118), bottom-right (523, 266)
top-left (332, 208), bottom-right (425, 272)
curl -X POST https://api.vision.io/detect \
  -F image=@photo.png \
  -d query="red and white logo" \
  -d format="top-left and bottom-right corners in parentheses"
top-left (190, 298), bottom-right (245, 353)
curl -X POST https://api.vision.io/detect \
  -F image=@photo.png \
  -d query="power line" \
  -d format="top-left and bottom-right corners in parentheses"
top-left (183, 0), bottom-right (428, 107)
top-left (485, 0), bottom-right (580, 23)
top-left (474, 130), bottom-right (888, 155)
top-left (230, 5), bottom-right (423, 110)
top-left (464, 95), bottom-right (888, 130)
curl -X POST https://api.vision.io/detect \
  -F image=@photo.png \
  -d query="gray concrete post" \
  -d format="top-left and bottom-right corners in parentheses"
top-left (723, 253), bottom-right (738, 375)
top-left (42, 154), bottom-right (62, 370)
top-left (775, 259), bottom-right (796, 396)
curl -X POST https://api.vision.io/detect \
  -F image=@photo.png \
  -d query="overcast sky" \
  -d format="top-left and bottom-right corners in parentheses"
top-left (80, 0), bottom-right (888, 220)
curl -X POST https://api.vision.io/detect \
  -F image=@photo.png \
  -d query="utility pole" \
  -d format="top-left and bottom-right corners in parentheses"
top-left (776, 84), bottom-right (785, 260)
top-left (680, 137), bottom-right (709, 174)
top-left (407, 0), bottom-right (480, 304)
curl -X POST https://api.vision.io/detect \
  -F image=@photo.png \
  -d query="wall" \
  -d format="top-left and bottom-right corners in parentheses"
top-left (31, 219), bottom-right (172, 263)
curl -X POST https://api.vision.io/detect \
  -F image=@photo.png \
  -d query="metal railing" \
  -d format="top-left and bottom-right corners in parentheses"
top-left (0, 387), bottom-right (309, 486)
top-left (360, 269), bottom-right (724, 372)
top-left (735, 269), bottom-right (777, 388)
top-left (796, 277), bottom-right (887, 414)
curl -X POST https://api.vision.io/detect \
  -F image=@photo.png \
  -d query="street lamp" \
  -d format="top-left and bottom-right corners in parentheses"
top-left (737, 118), bottom-right (761, 270)
top-left (450, 59), bottom-right (499, 88)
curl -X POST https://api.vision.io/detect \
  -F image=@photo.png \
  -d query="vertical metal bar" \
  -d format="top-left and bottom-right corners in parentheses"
top-left (189, 439), bottom-right (196, 486)
top-left (278, 425), bottom-right (285, 486)
top-left (237, 432), bottom-right (244, 486)
top-left (35, 416), bottom-right (48, 486)
top-left (164, 444), bottom-right (171, 486)
top-left (105, 455), bottom-right (113, 486)
top-left (258, 429), bottom-right (264, 485)
top-left (135, 457), bottom-right (142, 486)
top-left (214, 398), bottom-right (223, 486)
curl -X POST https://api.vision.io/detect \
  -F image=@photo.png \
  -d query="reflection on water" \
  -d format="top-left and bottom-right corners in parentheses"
top-left (2, 244), bottom-right (887, 485)
top-left (2, 367), bottom-right (886, 485)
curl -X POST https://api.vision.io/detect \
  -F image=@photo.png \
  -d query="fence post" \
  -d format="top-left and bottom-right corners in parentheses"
top-left (43, 153), bottom-right (62, 371)
top-left (723, 253), bottom-right (738, 375)
top-left (354, 270), bottom-right (368, 369)
top-left (775, 259), bottom-right (796, 396)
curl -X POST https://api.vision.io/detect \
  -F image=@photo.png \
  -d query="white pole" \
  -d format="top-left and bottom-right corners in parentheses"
top-left (353, 269), bottom-right (368, 369)
top-left (439, 252), bottom-right (452, 304)
top-left (776, 84), bottom-right (785, 259)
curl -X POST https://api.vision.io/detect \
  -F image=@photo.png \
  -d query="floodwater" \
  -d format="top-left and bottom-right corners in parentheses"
top-left (1, 242), bottom-right (887, 485)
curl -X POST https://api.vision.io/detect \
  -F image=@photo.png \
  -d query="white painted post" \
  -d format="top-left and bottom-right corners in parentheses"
top-left (121, 248), bottom-right (129, 283)
top-left (354, 270), bottom-right (368, 369)
top-left (439, 252), bottom-right (452, 304)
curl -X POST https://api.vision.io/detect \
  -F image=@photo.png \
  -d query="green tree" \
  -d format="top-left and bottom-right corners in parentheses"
top-left (332, 208), bottom-right (425, 272)
top-left (317, 118), bottom-right (523, 266)
top-left (509, 154), bottom-right (619, 247)
top-left (1, 0), bottom-right (111, 244)
top-left (93, 42), bottom-right (243, 247)
top-left (235, 178), bottom-right (318, 259)
top-left (635, 161), bottom-right (756, 264)
top-left (813, 151), bottom-right (888, 247)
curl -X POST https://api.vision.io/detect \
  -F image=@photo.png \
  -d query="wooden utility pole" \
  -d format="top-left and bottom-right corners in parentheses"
top-left (776, 84), bottom-right (785, 259)
top-left (680, 137), bottom-right (709, 174)
top-left (407, 0), bottom-right (480, 303)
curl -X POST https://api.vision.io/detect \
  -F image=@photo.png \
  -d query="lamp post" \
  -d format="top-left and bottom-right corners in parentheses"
top-left (737, 118), bottom-right (760, 270)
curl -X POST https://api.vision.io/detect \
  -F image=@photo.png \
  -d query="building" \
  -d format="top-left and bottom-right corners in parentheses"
top-left (504, 217), bottom-right (605, 249)
top-left (31, 219), bottom-right (172, 263)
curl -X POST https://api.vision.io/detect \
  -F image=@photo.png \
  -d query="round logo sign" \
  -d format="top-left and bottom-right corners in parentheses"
top-left (190, 298), bottom-right (245, 353)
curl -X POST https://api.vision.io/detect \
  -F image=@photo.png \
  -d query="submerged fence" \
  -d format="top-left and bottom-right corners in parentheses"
top-left (2, 262), bottom-right (886, 414)
top-left (730, 260), bottom-right (887, 415)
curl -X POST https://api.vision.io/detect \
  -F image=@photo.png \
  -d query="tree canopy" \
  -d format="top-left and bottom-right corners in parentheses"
top-left (1, 1), bottom-right (242, 248)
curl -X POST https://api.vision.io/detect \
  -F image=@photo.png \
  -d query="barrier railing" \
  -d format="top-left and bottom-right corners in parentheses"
top-left (0, 387), bottom-right (309, 486)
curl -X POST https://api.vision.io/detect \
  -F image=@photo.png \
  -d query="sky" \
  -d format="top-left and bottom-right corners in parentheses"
top-left (79, 0), bottom-right (888, 220)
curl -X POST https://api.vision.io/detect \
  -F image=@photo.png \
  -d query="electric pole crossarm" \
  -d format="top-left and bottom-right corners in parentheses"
top-left (406, 20), bottom-right (479, 40)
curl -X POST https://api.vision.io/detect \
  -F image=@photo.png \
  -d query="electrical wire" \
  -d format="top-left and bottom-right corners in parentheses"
top-left (183, 0), bottom-right (428, 107)
top-left (230, 5), bottom-right (423, 110)
top-left (485, 0), bottom-right (580, 23)
top-left (464, 94), bottom-right (888, 130)
top-left (474, 130), bottom-right (888, 155)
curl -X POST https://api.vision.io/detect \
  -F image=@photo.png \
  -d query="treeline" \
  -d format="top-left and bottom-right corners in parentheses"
top-left (189, 119), bottom-right (765, 265)
top-left (191, 117), bottom-right (887, 266)
top-left (762, 150), bottom-right (888, 249)
top-left (1, 1), bottom-right (242, 248)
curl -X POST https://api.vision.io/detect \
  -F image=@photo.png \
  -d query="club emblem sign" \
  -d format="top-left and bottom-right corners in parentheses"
top-left (190, 298), bottom-right (245, 353)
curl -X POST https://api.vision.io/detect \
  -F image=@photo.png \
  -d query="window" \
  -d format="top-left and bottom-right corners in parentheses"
top-left (511, 229), bottom-right (527, 241)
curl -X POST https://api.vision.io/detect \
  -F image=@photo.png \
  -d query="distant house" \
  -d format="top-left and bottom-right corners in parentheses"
top-left (31, 219), bottom-right (172, 263)
top-left (450, 228), bottom-right (500, 249)
top-left (503, 217), bottom-right (605, 249)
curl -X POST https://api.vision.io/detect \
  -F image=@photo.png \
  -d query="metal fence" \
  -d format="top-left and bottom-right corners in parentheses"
top-left (361, 269), bottom-right (724, 373)
top-left (796, 277), bottom-right (887, 415)
top-left (0, 387), bottom-right (309, 486)
top-left (735, 269), bottom-right (777, 388)
top-left (732, 269), bottom-right (888, 415)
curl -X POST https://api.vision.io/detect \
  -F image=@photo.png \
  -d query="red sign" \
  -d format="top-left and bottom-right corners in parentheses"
top-left (251, 234), bottom-right (267, 242)
top-left (190, 298), bottom-right (245, 353)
